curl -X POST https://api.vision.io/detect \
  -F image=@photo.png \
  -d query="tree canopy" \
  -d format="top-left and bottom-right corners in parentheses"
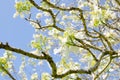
top-left (0, 0), bottom-right (120, 80)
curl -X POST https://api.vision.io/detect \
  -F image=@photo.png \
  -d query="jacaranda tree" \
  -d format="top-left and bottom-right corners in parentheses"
top-left (0, 0), bottom-right (120, 80)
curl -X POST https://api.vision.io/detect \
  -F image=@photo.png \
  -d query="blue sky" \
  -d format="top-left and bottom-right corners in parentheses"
top-left (0, 0), bottom-right (34, 49)
top-left (0, 0), bottom-right (117, 80)
top-left (0, 1), bottom-right (58, 79)
top-left (0, 0), bottom-right (35, 79)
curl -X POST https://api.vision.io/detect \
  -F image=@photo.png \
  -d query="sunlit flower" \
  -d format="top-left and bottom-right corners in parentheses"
top-left (36, 13), bottom-right (42, 19)
top-left (13, 12), bottom-right (19, 18)
top-left (43, 12), bottom-right (50, 16)
top-left (61, 37), bottom-right (67, 43)
top-left (30, 22), bottom-right (40, 28)
top-left (59, 21), bottom-right (65, 25)
top-left (30, 49), bottom-right (39, 55)
top-left (60, 3), bottom-right (65, 7)
top-left (48, 30), bottom-right (54, 35)
top-left (62, 15), bottom-right (68, 20)
top-left (53, 47), bottom-right (62, 54)
top-left (102, 73), bottom-right (108, 79)
top-left (33, 34), bottom-right (40, 39)
top-left (31, 72), bottom-right (38, 80)
top-left (38, 61), bottom-right (43, 65)
top-left (75, 32), bottom-right (84, 39)
top-left (41, 73), bottom-right (51, 80)
top-left (45, 19), bottom-right (52, 25)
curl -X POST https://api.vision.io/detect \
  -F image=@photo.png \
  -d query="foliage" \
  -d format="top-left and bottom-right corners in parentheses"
top-left (0, 0), bottom-right (120, 80)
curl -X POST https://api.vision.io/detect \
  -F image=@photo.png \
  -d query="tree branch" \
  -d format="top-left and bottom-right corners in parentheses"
top-left (93, 55), bottom-right (112, 80)
top-left (0, 65), bottom-right (16, 80)
top-left (0, 42), bottom-right (45, 60)
top-left (28, 0), bottom-right (64, 32)
top-left (43, 0), bottom-right (82, 11)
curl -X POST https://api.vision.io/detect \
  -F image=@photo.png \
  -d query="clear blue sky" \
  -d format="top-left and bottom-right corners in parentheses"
top-left (0, 0), bottom-right (35, 79)
top-left (0, 1), bottom-right (34, 49)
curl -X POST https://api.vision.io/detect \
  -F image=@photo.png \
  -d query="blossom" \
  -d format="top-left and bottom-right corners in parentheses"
top-left (31, 72), bottom-right (38, 80)
top-left (48, 28), bottom-right (60, 36)
top-left (48, 30), bottom-right (54, 35)
top-left (38, 61), bottom-right (43, 65)
top-left (13, 12), bottom-right (19, 18)
top-left (30, 22), bottom-right (40, 28)
top-left (62, 15), bottom-right (68, 20)
top-left (53, 47), bottom-right (62, 54)
top-left (45, 19), bottom-right (52, 25)
top-left (33, 34), bottom-right (40, 39)
top-left (59, 21), bottom-right (65, 25)
top-left (60, 3), bottom-right (65, 7)
top-left (30, 49), bottom-right (39, 55)
top-left (36, 13), bottom-right (42, 19)
top-left (75, 32), bottom-right (84, 39)
top-left (43, 12), bottom-right (50, 16)
top-left (103, 30), bottom-right (114, 37)
top-left (61, 37), bottom-right (67, 43)
top-left (41, 73), bottom-right (51, 80)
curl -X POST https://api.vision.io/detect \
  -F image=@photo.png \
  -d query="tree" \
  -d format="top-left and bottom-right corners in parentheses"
top-left (0, 0), bottom-right (120, 80)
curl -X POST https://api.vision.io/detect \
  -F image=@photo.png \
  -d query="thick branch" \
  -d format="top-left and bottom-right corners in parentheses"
top-left (42, 52), bottom-right (57, 76)
top-left (55, 69), bottom-right (91, 78)
top-left (115, 0), bottom-right (120, 6)
top-left (43, 0), bottom-right (82, 11)
top-left (0, 41), bottom-right (117, 79)
top-left (0, 42), bottom-right (57, 78)
top-left (0, 42), bottom-right (45, 60)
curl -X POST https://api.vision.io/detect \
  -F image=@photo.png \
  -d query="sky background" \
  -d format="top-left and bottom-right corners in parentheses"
top-left (0, 0), bottom-right (116, 80)
top-left (0, 0), bottom-right (34, 49)
top-left (0, 0), bottom-right (35, 79)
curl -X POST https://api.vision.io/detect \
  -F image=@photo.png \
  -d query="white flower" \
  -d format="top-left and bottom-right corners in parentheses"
top-left (118, 50), bottom-right (120, 56)
top-left (104, 30), bottom-right (114, 37)
top-left (59, 21), bottom-right (65, 25)
top-left (43, 12), bottom-right (50, 16)
top-left (62, 15), bottom-right (68, 20)
top-left (30, 49), bottom-right (39, 55)
top-left (45, 19), bottom-right (52, 25)
top-left (102, 73), bottom-right (108, 79)
top-left (36, 13), bottom-right (42, 19)
top-left (109, 68), bottom-right (114, 72)
top-left (75, 32), bottom-right (84, 39)
top-left (48, 28), bottom-right (60, 36)
top-left (53, 47), bottom-right (62, 54)
top-left (98, 68), bottom-right (102, 72)
top-left (41, 73), bottom-right (51, 80)
top-left (61, 3), bottom-right (65, 7)
top-left (13, 12), bottom-right (19, 18)
top-left (48, 30), bottom-right (54, 35)
top-left (61, 37), bottom-right (67, 43)
top-left (38, 61), bottom-right (43, 65)
top-left (30, 22), bottom-right (40, 28)
top-left (69, 10), bottom-right (79, 14)
top-left (20, 13), bottom-right (24, 18)
top-left (33, 34), bottom-right (40, 39)
top-left (31, 72), bottom-right (38, 80)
